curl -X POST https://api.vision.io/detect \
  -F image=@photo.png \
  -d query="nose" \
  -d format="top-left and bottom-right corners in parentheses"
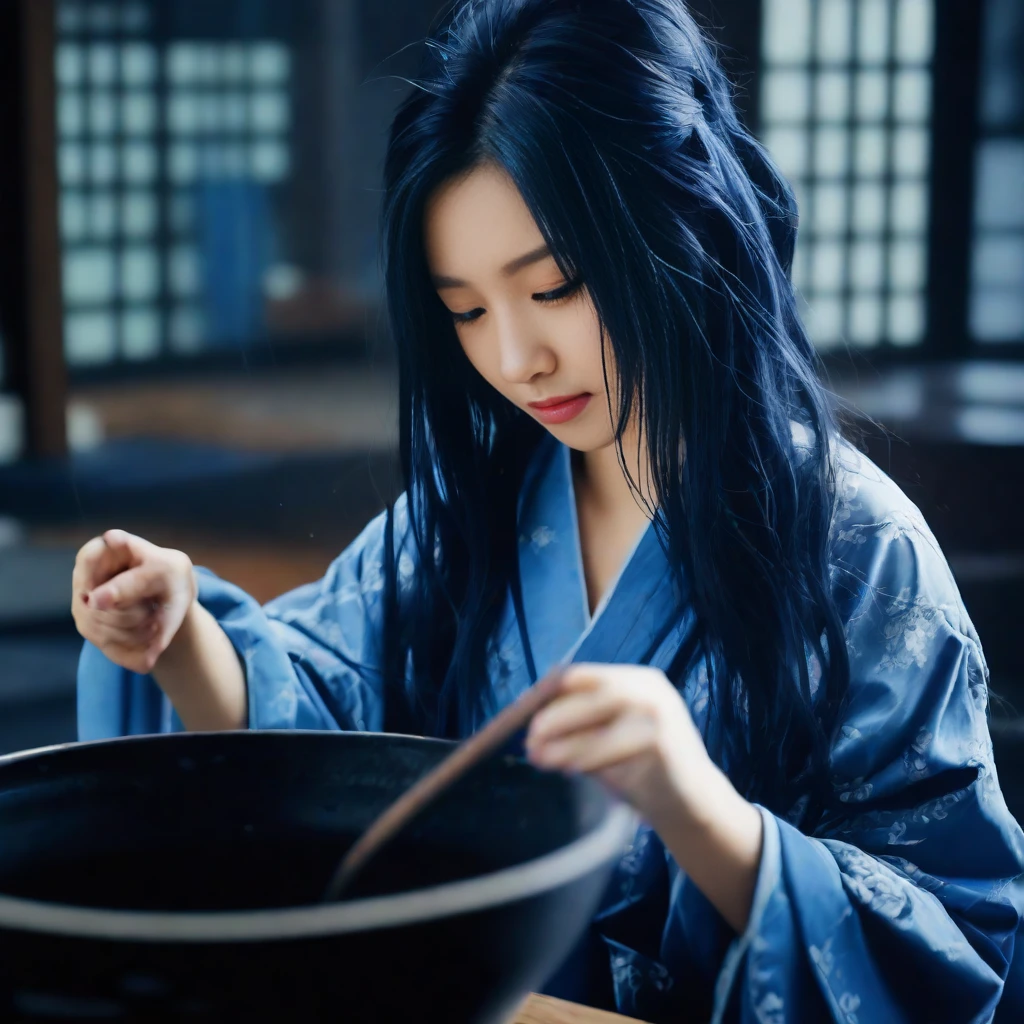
top-left (495, 313), bottom-right (556, 385)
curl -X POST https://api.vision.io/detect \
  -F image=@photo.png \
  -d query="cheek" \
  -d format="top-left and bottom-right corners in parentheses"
top-left (457, 332), bottom-right (506, 394)
top-left (583, 305), bottom-right (609, 373)
top-left (552, 301), bottom-right (604, 373)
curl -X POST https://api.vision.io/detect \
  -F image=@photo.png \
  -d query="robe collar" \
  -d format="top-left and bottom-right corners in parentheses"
top-left (515, 437), bottom-right (690, 680)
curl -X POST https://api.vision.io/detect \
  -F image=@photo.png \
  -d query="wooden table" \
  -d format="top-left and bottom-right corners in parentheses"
top-left (514, 994), bottom-right (645, 1023)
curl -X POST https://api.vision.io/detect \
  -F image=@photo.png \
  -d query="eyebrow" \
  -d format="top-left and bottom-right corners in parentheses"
top-left (432, 244), bottom-right (554, 290)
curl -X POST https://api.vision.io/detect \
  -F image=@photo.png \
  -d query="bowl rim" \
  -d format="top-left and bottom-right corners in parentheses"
top-left (0, 731), bottom-right (638, 942)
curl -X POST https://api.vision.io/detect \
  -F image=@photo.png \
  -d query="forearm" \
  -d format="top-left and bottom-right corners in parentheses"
top-left (153, 600), bottom-right (248, 731)
top-left (651, 762), bottom-right (763, 933)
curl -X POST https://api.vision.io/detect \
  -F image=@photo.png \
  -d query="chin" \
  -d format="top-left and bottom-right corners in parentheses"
top-left (544, 423), bottom-right (617, 453)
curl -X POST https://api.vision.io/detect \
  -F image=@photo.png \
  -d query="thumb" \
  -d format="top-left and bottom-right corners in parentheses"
top-left (86, 531), bottom-right (161, 609)
top-left (76, 530), bottom-right (148, 594)
top-left (101, 529), bottom-right (154, 568)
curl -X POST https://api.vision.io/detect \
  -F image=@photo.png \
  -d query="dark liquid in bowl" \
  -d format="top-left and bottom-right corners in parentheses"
top-left (0, 835), bottom-right (499, 911)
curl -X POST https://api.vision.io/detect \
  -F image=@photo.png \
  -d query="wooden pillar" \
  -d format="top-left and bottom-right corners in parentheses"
top-left (687, 0), bottom-right (764, 132)
top-left (925, 1), bottom-right (985, 359)
top-left (0, 0), bottom-right (68, 460)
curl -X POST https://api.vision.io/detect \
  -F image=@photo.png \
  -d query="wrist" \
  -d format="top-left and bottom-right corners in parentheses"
top-left (154, 595), bottom-right (201, 671)
top-left (680, 762), bottom-right (761, 858)
top-left (150, 597), bottom-right (248, 731)
top-left (653, 755), bottom-right (763, 904)
top-left (654, 763), bottom-right (763, 933)
top-left (677, 757), bottom-right (750, 830)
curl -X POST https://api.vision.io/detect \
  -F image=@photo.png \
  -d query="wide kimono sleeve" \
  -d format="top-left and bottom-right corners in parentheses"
top-left (712, 508), bottom-right (1024, 1023)
top-left (78, 497), bottom-right (414, 740)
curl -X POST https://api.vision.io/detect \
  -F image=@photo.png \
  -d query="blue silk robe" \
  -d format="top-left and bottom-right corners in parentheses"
top-left (78, 434), bottom-right (1024, 1022)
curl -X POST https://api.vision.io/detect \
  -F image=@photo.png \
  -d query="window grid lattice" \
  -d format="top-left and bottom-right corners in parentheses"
top-left (759, 0), bottom-right (935, 351)
top-left (56, 1), bottom-right (293, 367)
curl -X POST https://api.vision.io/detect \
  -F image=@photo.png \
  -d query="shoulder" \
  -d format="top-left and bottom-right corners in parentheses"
top-left (264, 493), bottom-right (416, 618)
top-left (831, 440), bottom-right (930, 538)
top-left (827, 440), bottom-right (978, 646)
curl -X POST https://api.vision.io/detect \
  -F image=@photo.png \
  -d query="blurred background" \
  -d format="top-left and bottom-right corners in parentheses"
top-left (0, 0), bottom-right (1021, 811)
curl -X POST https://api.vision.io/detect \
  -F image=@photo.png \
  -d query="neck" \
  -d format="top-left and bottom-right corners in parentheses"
top-left (575, 421), bottom-right (654, 518)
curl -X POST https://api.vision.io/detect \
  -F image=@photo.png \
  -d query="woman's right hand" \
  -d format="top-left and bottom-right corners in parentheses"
top-left (72, 529), bottom-right (198, 675)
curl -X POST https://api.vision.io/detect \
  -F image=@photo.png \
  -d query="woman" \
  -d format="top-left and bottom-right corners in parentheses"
top-left (74, 0), bottom-right (1024, 1019)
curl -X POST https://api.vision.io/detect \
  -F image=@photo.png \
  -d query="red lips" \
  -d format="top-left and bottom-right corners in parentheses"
top-left (527, 393), bottom-right (592, 425)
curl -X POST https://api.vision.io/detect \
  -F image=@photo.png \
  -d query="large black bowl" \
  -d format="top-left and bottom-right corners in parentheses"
top-left (0, 730), bottom-right (634, 1022)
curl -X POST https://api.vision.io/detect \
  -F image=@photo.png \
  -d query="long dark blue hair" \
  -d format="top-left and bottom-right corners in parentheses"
top-left (379, 0), bottom-right (851, 813)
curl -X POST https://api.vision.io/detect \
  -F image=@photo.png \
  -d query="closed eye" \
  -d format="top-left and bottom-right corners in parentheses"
top-left (449, 279), bottom-right (583, 327)
top-left (451, 307), bottom-right (484, 325)
top-left (534, 278), bottom-right (583, 304)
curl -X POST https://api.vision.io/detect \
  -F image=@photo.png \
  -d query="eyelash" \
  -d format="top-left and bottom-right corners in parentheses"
top-left (450, 278), bottom-right (583, 326)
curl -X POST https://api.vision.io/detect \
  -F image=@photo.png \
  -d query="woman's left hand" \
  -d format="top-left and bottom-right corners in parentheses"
top-left (524, 663), bottom-right (713, 827)
top-left (525, 662), bottom-right (764, 933)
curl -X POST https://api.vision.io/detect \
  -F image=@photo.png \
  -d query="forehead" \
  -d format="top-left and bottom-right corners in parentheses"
top-left (424, 163), bottom-right (547, 276)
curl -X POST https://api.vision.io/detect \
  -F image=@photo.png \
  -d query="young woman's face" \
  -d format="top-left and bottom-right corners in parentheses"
top-left (425, 163), bottom-right (618, 452)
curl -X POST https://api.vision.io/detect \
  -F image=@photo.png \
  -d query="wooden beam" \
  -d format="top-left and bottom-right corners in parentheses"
top-left (0, 0), bottom-right (67, 460)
